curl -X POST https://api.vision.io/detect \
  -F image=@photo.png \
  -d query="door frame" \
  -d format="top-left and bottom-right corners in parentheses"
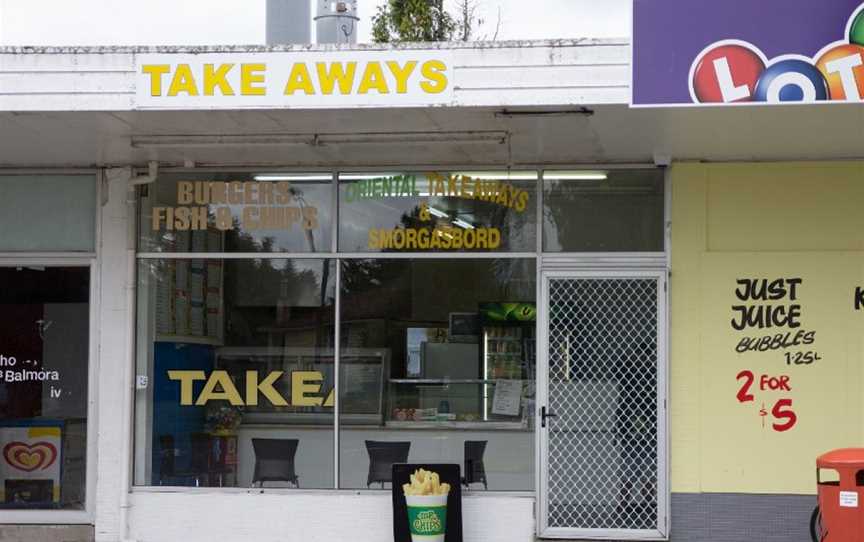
top-left (0, 257), bottom-right (99, 525)
top-left (536, 265), bottom-right (669, 540)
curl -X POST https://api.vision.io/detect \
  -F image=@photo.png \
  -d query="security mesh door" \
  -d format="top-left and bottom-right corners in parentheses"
top-left (540, 273), bottom-right (665, 538)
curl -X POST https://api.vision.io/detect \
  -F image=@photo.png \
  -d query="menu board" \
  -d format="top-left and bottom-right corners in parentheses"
top-left (491, 379), bottom-right (522, 417)
top-left (155, 230), bottom-right (224, 342)
top-left (341, 360), bottom-right (385, 415)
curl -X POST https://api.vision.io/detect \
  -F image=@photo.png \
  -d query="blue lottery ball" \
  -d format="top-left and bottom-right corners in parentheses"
top-left (753, 59), bottom-right (829, 102)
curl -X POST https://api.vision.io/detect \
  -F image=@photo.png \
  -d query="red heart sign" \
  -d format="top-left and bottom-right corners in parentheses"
top-left (3, 441), bottom-right (57, 472)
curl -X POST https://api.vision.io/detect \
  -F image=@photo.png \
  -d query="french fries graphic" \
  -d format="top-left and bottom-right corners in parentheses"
top-left (403, 468), bottom-right (451, 497)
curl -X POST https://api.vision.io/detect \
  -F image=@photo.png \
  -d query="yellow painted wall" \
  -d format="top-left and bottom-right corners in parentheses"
top-left (670, 161), bottom-right (864, 495)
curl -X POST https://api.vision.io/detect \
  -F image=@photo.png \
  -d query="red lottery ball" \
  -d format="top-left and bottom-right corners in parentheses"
top-left (692, 44), bottom-right (766, 103)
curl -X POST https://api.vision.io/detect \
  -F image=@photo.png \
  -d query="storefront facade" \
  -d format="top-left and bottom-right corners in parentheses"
top-left (0, 32), bottom-right (862, 542)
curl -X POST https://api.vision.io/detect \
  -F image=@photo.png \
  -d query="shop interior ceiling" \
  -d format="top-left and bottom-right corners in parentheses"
top-left (0, 103), bottom-right (861, 168)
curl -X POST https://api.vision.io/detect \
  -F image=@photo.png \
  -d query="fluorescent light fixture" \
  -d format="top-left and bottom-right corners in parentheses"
top-left (254, 174), bottom-right (333, 182)
top-left (544, 171), bottom-right (608, 181)
top-left (428, 207), bottom-right (449, 219)
top-left (338, 173), bottom-right (403, 181)
top-left (453, 171), bottom-right (538, 181)
top-left (453, 219), bottom-right (475, 230)
top-left (131, 130), bottom-right (507, 149)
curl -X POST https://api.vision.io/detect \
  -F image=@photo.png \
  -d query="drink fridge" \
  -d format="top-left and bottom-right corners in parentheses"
top-left (478, 303), bottom-right (537, 421)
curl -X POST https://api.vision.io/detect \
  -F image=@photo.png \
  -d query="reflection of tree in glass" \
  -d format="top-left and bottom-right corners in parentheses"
top-left (488, 258), bottom-right (535, 301)
top-left (397, 204), bottom-right (446, 246)
top-left (339, 259), bottom-right (411, 327)
top-left (340, 259), bottom-right (404, 294)
top-left (543, 180), bottom-right (581, 251)
top-left (222, 223), bottom-right (325, 347)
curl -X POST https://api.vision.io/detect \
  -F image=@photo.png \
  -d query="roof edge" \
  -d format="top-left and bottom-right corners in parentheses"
top-left (0, 38), bottom-right (629, 55)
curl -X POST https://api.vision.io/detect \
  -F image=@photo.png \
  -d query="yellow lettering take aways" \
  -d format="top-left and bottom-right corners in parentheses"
top-left (168, 370), bottom-right (335, 407)
top-left (141, 59), bottom-right (449, 98)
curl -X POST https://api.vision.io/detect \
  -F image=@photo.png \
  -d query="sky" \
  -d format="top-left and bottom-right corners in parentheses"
top-left (0, 0), bottom-right (629, 46)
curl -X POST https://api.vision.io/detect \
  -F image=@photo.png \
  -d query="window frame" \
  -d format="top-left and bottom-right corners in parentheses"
top-left (131, 165), bottom-right (666, 496)
top-left (0, 173), bottom-right (98, 255)
top-left (0, 258), bottom-right (99, 524)
top-left (0, 170), bottom-right (100, 525)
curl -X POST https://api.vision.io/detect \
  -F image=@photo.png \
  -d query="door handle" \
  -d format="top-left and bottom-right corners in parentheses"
top-left (541, 406), bottom-right (557, 428)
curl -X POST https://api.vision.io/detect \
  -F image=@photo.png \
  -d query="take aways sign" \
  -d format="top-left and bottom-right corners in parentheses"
top-left (169, 370), bottom-right (334, 407)
top-left (135, 51), bottom-right (453, 109)
top-left (632, 0), bottom-right (864, 106)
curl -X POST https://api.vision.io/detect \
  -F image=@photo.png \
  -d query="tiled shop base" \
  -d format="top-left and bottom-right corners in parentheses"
top-left (670, 493), bottom-right (816, 542)
top-left (0, 525), bottom-right (93, 542)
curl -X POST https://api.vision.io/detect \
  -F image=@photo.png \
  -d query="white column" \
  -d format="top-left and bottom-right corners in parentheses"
top-left (94, 168), bottom-right (135, 542)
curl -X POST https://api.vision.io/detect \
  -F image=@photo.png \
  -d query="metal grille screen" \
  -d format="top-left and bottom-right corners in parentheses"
top-left (546, 277), bottom-right (659, 531)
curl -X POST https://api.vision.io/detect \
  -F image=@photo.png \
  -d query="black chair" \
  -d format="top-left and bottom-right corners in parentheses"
top-left (158, 433), bottom-right (210, 487)
top-left (251, 438), bottom-right (300, 488)
top-left (462, 440), bottom-right (488, 490)
top-left (365, 440), bottom-right (410, 488)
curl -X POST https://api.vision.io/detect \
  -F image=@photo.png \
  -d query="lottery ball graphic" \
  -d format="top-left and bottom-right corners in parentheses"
top-left (815, 43), bottom-right (864, 100)
top-left (850, 7), bottom-right (864, 46)
top-left (692, 44), bottom-right (765, 102)
top-left (753, 59), bottom-right (829, 102)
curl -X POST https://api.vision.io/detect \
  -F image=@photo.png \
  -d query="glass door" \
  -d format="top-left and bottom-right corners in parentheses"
top-left (537, 269), bottom-right (667, 539)
top-left (0, 266), bottom-right (91, 512)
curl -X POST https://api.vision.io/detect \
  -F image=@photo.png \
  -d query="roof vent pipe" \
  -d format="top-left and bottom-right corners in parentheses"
top-left (315, 0), bottom-right (359, 44)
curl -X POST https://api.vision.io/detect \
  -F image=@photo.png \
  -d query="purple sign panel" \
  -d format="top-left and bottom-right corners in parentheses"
top-left (632, 0), bottom-right (864, 106)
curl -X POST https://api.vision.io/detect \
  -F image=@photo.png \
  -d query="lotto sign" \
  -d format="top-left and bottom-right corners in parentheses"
top-left (0, 425), bottom-right (62, 504)
top-left (632, 0), bottom-right (864, 106)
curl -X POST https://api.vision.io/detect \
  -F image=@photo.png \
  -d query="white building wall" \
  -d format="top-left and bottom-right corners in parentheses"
top-left (0, 50), bottom-right (135, 110)
top-left (0, 40), bottom-right (629, 112)
top-left (128, 491), bottom-right (534, 542)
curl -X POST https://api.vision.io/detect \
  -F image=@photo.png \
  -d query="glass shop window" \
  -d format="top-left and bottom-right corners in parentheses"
top-left (138, 173), bottom-right (333, 254)
top-left (0, 176), bottom-right (96, 252)
top-left (0, 267), bottom-right (90, 510)
top-left (133, 258), bottom-right (336, 488)
top-left (543, 169), bottom-right (665, 252)
top-left (338, 258), bottom-right (537, 490)
top-left (339, 172), bottom-right (537, 253)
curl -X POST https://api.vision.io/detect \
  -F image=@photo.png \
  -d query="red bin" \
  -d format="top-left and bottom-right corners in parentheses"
top-left (816, 449), bottom-right (864, 541)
